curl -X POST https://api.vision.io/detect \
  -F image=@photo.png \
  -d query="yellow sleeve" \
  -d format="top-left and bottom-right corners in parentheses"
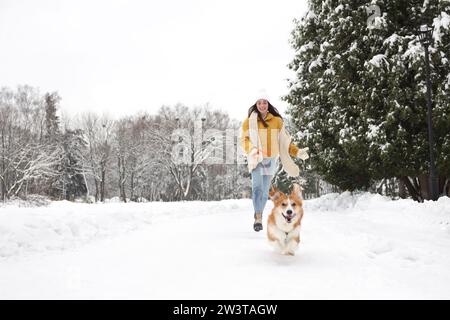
top-left (277, 117), bottom-right (283, 129)
top-left (280, 118), bottom-right (299, 157)
top-left (240, 117), bottom-right (254, 155)
top-left (288, 143), bottom-right (299, 157)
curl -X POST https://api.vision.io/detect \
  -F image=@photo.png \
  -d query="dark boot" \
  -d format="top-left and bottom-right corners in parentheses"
top-left (253, 212), bottom-right (263, 232)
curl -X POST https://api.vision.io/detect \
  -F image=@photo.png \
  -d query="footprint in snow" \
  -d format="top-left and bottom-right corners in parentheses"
top-left (367, 240), bottom-right (394, 257)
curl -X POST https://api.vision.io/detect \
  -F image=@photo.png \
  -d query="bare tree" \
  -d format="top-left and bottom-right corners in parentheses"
top-left (0, 86), bottom-right (49, 200)
top-left (80, 113), bottom-right (114, 202)
top-left (2, 143), bottom-right (60, 198)
top-left (147, 104), bottom-right (228, 200)
top-left (1, 85), bottom-right (254, 202)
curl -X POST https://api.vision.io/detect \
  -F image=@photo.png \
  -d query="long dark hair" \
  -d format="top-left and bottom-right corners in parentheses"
top-left (247, 102), bottom-right (283, 128)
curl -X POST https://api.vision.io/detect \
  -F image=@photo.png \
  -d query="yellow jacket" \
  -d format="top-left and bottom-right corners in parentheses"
top-left (240, 112), bottom-right (299, 158)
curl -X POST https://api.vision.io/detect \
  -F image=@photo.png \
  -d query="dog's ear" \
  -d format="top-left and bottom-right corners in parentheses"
top-left (291, 183), bottom-right (304, 200)
top-left (269, 186), bottom-right (281, 201)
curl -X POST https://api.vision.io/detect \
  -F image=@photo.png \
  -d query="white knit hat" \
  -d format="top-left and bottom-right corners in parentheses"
top-left (254, 88), bottom-right (271, 104)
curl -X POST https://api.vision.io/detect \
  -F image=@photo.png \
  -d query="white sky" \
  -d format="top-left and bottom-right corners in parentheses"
top-left (0, 0), bottom-right (308, 122)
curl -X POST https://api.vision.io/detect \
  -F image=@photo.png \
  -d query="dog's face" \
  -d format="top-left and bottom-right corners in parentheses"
top-left (269, 184), bottom-right (304, 225)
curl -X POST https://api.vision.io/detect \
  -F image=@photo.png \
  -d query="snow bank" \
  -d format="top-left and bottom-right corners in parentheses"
top-left (306, 191), bottom-right (450, 215)
top-left (1, 193), bottom-right (449, 260)
top-left (1, 193), bottom-right (450, 299)
top-left (305, 191), bottom-right (450, 231)
top-left (306, 191), bottom-right (389, 211)
top-left (0, 199), bottom-right (247, 259)
top-left (0, 195), bottom-right (51, 208)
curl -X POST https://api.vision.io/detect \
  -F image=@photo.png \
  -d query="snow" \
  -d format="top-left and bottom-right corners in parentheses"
top-left (421, 0), bottom-right (431, 13)
top-left (433, 12), bottom-right (450, 43)
top-left (0, 200), bottom-right (237, 258)
top-left (367, 54), bottom-right (388, 68)
top-left (308, 55), bottom-right (323, 72)
top-left (324, 68), bottom-right (335, 76)
top-left (320, 41), bottom-right (330, 52)
top-left (383, 33), bottom-right (399, 47)
top-left (338, 126), bottom-right (356, 144)
top-left (442, 12), bottom-right (450, 29)
top-left (0, 193), bottom-right (450, 299)
top-left (366, 123), bottom-right (381, 139)
top-left (334, 4), bottom-right (344, 13)
top-left (348, 41), bottom-right (357, 52)
top-left (305, 10), bottom-right (317, 21)
top-left (402, 37), bottom-right (423, 60)
top-left (370, 15), bottom-right (387, 30)
top-left (299, 41), bottom-right (314, 53)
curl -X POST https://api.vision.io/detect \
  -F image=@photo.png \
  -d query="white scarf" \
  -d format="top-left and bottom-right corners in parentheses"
top-left (278, 123), bottom-right (300, 177)
top-left (247, 111), bottom-right (299, 177)
top-left (247, 111), bottom-right (264, 172)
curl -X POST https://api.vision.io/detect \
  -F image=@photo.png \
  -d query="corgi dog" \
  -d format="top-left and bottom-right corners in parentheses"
top-left (267, 184), bottom-right (304, 256)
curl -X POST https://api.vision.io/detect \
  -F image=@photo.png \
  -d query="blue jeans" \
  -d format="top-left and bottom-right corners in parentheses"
top-left (251, 157), bottom-right (278, 215)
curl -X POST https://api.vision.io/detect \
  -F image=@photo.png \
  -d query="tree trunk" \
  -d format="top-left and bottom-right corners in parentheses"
top-left (0, 177), bottom-right (5, 202)
top-left (100, 169), bottom-right (105, 202)
top-left (418, 174), bottom-right (430, 200)
top-left (399, 178), bottom-right (406, 199)
top-left (442, 178), bottom-right (449, 197)
top-left (316, 179), bottom-right (319, 198)
top-left (130, 171), bottom-right (135, 201)
top-left (1, 131), bottom-right (6, 202)
top-left (438, 176), bottom-right (446, 197)
top-left (400, 176), bottom-right (423, 202)
top-left (447, 180), bottom-right (450, 197)
top-left (376, 178), bottom-right (385, 195)
top-left (82, 172), bottom-right (89, 201)
top-left (118, 157), bottom-right (127, 203)
top-left (94, 179), bottom-right (99, 202)
top-left (412, 177), bottom-right (421, 196)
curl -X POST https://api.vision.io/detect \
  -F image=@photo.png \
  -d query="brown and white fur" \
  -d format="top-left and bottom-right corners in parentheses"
top-left (267, 184), bottom-right (304, 256)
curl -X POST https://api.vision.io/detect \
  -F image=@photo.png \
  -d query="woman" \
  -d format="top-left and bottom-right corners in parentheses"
top-left (240, 90), bottom-right (309, 232)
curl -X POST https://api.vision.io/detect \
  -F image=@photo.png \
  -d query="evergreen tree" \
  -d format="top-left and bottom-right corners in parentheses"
top-left (284, 0), bottom-right (450, 200)
top-left (53, 129), bottom-right (88, 200)
top-left (273, 159), bottom-right (307, 195)
top-left (44, 92), bottom-right (61, 141)
top-left (43, 93), bottom-right (87, 200)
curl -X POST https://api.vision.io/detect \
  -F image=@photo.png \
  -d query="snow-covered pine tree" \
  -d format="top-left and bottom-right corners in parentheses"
top-left (272, 159), bottom-right (305, 194)
top-left (53, 129), bottom-right (88, 200)
top-left (43, 93), bottom-right (88, 200)
top-left (284, 0), bottom-right (450, 200)
top-left (44, 92), bottom-right (61, 141)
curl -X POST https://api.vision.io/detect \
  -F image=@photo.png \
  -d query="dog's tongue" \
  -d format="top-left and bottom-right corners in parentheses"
top-left (286, 214), bottom-right (296, 223)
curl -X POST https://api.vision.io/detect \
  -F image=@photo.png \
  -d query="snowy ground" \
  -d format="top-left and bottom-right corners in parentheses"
top-left (0, 192), bottom-right (449, 299)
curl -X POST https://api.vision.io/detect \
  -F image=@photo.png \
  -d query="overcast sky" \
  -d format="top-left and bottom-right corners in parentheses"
top-left (0, 0), bottom-right (308, 122)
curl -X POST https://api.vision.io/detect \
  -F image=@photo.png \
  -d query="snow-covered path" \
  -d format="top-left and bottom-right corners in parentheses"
top-left (0, 193), bottom-right (450, 299)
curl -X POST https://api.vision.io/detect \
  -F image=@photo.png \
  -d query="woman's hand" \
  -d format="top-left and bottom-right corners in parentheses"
top-left (249, 147), bottom-right (259, 156)
top-left (296, 147), bottom-right (309, 160)
top-left (250, 147), bottom-right (268, 157)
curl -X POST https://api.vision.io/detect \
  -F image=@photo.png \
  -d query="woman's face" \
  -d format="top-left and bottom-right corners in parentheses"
top-left (256, 99), bottom-right (269, 114)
